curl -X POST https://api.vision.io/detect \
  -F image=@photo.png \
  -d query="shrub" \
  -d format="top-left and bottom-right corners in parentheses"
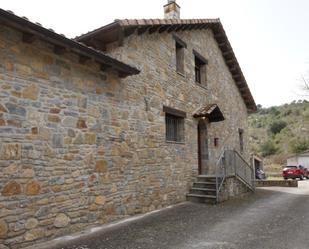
top-left (269, 107), bottom-right (280, 116)
top-left (269, 120), bottom-right (287, 135)
top-left (260, 140), bottom-right (278, 157)
top-left (289, 139), bottom-right (309, 154)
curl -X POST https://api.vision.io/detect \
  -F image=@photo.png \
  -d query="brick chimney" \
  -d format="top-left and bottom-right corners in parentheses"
top-left (164, 0), bottom-right (180, 19)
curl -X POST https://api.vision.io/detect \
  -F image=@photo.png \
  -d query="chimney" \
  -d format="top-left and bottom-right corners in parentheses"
top-left (164, 0), bottom-right (180, 19)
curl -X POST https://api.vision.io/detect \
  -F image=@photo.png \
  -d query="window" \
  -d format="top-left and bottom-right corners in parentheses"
top-left (163, 106), bottom-right (186, 143)
top-left (193, 50), bottom-right (208, 86)
top-left (176, 42), bottom-right (185, 74)
top-left (239, 129), bottom-right (244, 153)
top-left (173, 35), bottom-right (187, 75)
top-left (165, 114), bottom-right (184, 142)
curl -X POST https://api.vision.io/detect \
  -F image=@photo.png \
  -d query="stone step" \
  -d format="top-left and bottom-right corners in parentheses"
top-left (198, 175), bottom-right (217, 178)
top-left (190, 188), bottom-right (217, 196)
top-left (187, 193), bottom-right (216, 199)
top-left (194, 181), bottom-right (216, 185)
top-left (191, 187), bottom-right (216, 192)
top-left (196, 176), bottom-right (218, 182)
top-left (193, 182), bottom-right (217, 191)
top-left (186, 193), bottom-right (217, 204)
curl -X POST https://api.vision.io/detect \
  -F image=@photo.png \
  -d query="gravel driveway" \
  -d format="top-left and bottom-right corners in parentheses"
top-left (39, 181), bottom-right (309, 249)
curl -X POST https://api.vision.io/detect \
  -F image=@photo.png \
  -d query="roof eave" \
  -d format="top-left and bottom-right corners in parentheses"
top-left (0, 9), bottom-right (139, 77)
top-left (76, 19), bottom-right (256, 110)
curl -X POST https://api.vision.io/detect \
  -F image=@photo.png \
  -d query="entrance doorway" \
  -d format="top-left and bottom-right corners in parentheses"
top-left (198, 119), bottom-right (209, 175)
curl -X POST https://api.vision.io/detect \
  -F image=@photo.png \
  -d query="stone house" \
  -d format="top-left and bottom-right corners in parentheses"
top-left (0, 1), bottom-right (256, 248)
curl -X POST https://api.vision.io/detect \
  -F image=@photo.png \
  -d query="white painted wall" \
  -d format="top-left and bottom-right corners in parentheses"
top-left (287, 153), bottom-right (309, 168)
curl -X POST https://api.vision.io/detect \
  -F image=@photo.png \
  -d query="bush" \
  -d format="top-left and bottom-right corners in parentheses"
top-left (260, 140), bottom-right (278, 157)
top-left (289, 139), bottom-right (309, 154)
top-left (269, 120), bottom-right (287, 135)
top-left (269, 107), bottom-right (280, 116)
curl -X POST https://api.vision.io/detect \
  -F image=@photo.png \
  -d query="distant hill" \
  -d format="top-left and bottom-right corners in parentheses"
top-left (249, 100), bottom-right (309, 164)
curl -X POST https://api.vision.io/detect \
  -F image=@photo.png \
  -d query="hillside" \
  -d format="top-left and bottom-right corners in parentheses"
top-left (248, 100), bottom-right (309, 169)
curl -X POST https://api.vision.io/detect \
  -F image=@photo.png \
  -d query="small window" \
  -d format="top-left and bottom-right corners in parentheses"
top-left (193, 50), bottom-right (208, 86)
top-left (173, 35), bottom-right (186, 74)
top-left (165, 114), bottom-right (185, 142)
top-left (239, 129), bottom-right (244, 153)
top-left (195, 56), bottom-right (207, 85)
top-left (176, 42), bottom-right (185, 74)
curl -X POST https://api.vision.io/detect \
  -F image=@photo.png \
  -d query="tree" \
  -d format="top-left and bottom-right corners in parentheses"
top-left (289, 138), bottom-right (309, 154)
top-left (269, 120), bottom-right (287, 135)
top-left (260, 140), bottom-right (278, 157)
top-left (300, 75), bottom-right (309, 96)
top-left (302, 75), bottom-right (309, 92)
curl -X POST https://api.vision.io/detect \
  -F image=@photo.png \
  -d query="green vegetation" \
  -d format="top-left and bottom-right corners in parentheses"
top-left (249, 100), bottom-right (309, 177)
top-left (289, 138), bottom-right (309, 154)
top-left (249, 100), bottom-right (309, 158)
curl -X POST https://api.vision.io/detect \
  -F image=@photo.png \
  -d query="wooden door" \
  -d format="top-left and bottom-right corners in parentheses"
top-left (198, 119), bottom-right (209, 175)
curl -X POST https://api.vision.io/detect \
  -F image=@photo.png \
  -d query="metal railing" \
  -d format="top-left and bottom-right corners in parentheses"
top-left (216, 149), bottom-right (255, 202)
top-left (215, 149), bottom-right (227, 203)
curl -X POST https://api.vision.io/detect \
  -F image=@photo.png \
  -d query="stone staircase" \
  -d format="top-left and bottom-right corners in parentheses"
top-left (186, 175), bottom-right (218, 204)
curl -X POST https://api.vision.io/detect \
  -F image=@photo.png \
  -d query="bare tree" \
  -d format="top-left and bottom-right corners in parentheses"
top-left (302, 75), bottom-right (309, 92)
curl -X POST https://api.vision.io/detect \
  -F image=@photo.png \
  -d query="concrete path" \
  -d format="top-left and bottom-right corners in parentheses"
top-left (42, 181), bottom-right (309, 249)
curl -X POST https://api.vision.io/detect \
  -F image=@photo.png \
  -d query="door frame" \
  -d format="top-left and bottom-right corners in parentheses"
top-left (197, 119), bottom-right (208, 175)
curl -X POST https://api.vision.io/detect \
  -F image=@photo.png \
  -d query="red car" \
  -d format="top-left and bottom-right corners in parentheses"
top-left (283, 165), bottom-right (308, 180)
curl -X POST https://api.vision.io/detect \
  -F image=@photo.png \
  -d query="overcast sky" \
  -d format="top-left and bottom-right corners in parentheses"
top-left (1, 0), bottom-right (309, 107)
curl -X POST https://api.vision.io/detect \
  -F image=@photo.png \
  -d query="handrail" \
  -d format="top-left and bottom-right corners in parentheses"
top-left (215, 149), bottom-right (254, 203)
top-left (232, 150), bottom-right (254, 191)
top-left (215, 149), bottom-right (226, 203)
top-left (233, 150), bottom-right (252, 170)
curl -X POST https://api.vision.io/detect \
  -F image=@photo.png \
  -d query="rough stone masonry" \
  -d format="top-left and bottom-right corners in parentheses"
top-left (0, 8), bottom-right (253, 249)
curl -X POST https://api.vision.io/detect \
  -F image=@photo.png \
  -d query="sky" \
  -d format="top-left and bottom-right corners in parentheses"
top-left (1, 0), bottom-right (309, 107)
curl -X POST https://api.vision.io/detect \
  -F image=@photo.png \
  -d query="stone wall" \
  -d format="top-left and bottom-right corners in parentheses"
top-left (218, 176), bottom-right (252, 202)
top-left (0, 23), bottom-right (251, 248)
top-left (255, 180), bottom-right (298, 188)
top-left (107, 28), bottom-right (251, 169)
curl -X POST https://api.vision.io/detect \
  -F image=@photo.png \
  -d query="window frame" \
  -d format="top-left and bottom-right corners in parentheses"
top-left (163, 106), bottom-right (186, 143)
top-left (173, 34), bottom-right (187, 75)
top-left (193, 50), bottom-right (208, 86)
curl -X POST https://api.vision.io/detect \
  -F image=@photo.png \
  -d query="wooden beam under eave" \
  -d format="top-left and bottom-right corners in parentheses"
top-left (124, 27), bottom-right (136, 37)
top-left (199, 24), bottom-right (210, 30)
top-left (88, 38), bottom-right (106, 51)
top-left (233, 73), bottom-right (242, 79)
top-left (188, 24), bottom-right (196, 30)
top-left (229, 66), bottom-right (239, 72)
top-left (175, 25), bottom-right (184, 31)
top-left (149, 26), bottom-right (160, 34)
top-left (218, 41), bottom-right (227, 47)
top-left (222, 50), bottom-right (233, 57)
top-left (167, 25), bottom-right (178, 33)
top-left (237, 83), bottom-right (247, 89)
top-left (225, 59), bottom-right (235, 65)
top-left (137, 26), bottom-right (149, 35)
top-left (118, 28), bottom-right (124, 46)
top-left (54, 45), bottom-right (66, 55)
top-left (79, 55), bottom-right (91, 64)
top-left (214, 33), bottom-right (225, 39)
top-left (118, 71), bottom-right (130, 78)
top-left (159, 25), bottom-right (170, 33)
top-left (22, 32), bottom-right (36, 43)
top-left (100, 63), bottom-right (112, 72)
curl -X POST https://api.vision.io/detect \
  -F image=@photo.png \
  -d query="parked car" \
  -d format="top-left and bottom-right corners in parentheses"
top-left (255, 168), bottom-right (266, 180)
top-left (282, 165), bottom-right (309, 180)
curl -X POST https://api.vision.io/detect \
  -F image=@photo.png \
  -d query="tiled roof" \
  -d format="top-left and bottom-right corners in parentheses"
top-left (0, 9), bottom-right (140, 77)
top-left (76, 19), bottom-right (257, 112)
top-left (193, 104), bottom-right (225, 122)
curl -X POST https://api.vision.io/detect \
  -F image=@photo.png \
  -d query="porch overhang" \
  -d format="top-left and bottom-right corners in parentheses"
top-left (193, 104), bottom-right (225, 122)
